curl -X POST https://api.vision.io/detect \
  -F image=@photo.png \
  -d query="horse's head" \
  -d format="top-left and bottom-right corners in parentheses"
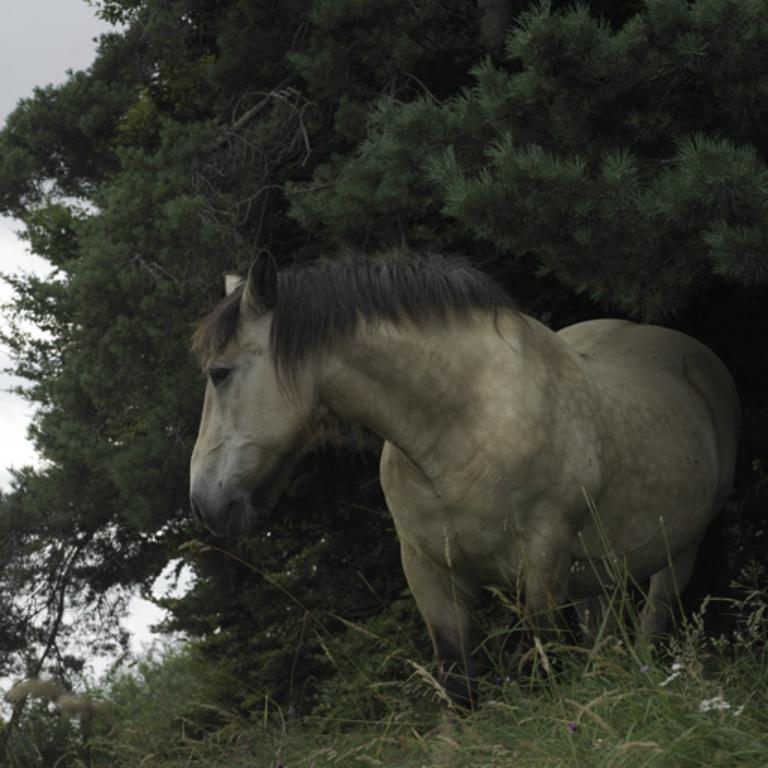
top-left (189, 256), bottom-right (315, 536)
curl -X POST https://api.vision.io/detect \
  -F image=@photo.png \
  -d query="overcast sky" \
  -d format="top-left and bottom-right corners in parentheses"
top-left (0, 1), bottom-right (113, 487)
top-left (0, 1), bottom-right (181, 664)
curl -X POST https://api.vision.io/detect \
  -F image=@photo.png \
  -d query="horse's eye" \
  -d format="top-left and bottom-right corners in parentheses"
top-left (208, 365), bottom-right (233, 387)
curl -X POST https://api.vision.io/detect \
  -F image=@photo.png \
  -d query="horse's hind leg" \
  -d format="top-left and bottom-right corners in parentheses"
top-left (400, 542), bottom-right (478, 708)
top-left (640, 544), bottom-right (699, 639)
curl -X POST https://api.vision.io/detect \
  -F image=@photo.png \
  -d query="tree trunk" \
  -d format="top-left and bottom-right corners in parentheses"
top-left (478, 0), bottom-right (511, 51)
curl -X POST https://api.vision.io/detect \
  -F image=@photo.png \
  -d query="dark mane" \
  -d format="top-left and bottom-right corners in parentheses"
top-left (192, 252), bottom-right (514, 375)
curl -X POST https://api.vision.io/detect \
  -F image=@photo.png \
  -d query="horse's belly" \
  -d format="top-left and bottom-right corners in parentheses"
top-left (570, 449), bottom-right (718, 590)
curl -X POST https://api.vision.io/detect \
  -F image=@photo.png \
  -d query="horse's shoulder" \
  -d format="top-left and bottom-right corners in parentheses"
top-left (380, 441), bottom-right (439, 501)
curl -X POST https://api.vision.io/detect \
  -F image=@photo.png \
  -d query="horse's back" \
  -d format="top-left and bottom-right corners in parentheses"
top-left (558, 318), bottom-right (740, 502)
top-left (558, 318), bottom-right (717, 376)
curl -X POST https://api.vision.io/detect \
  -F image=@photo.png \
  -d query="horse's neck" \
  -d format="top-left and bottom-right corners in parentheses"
top-left (317, 311), bottom-right (550, 471)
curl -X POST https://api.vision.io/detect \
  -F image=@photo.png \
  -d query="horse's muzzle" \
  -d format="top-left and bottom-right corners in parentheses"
top-left (189, 492), bottom-right (260, 537)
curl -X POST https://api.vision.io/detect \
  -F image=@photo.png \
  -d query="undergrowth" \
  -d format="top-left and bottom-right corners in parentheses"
top-left (91, 633), bottom-right (768, 767)
top-left (3, 568), bottom-right (768, 767)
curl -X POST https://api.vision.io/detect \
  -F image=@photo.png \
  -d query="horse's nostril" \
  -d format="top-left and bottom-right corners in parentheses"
top-left (190, 496), bottom-right (203, 522)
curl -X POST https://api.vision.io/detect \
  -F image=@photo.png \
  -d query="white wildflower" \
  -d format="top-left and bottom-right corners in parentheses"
top-left (699, 695), bottom-right (731, 713)
top-left (659, 661), bottom-right (684, 688)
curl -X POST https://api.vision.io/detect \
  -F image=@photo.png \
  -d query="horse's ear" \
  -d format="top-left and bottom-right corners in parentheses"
top-left (224, 273), bottom-right (243, 296)
top-left (242, 253), bottom-right (278, 313)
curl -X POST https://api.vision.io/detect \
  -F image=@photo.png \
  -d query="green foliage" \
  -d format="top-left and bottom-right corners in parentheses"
top-left (164, 447), bottom-right (409, 716)
top-left (88, 644), bottom-right (239, 764)
top-left (292, 0), bottom-right (768, 319)
top-left (0, 0), bottom-right (498, 717)
top-left (306, 597), bottom-right (429, 723)
top-left (288, 0), bottom-right (479, 105)
top-left (0, 31), bottom-right (149, 215)
top-left (288, 97), bottom-right (467, 246)
top-left (1, 698), bottom-right (90, 768)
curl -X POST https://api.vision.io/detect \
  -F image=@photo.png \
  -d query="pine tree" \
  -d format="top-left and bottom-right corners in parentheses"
top-left (291, 0), bottom-right (768, 319)
top-left (0, 0), bottom-right (487, 712)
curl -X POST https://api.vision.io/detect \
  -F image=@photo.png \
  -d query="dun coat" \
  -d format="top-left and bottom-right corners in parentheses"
top-left (190, 253), bottom-right (739, 706)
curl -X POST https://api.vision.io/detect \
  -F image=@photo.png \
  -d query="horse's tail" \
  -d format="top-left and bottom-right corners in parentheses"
top-left (683, 351), bottom-right (740, 509)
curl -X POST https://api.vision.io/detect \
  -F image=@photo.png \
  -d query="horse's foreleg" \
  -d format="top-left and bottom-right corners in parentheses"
top-left (517, 526), bottom-right (574, 655)
top-left (640, 543), bottom-right (699, 639)
top-left (576, 595), bottom-right (612, 640)
top-left (400, 542), bottom-right (477, 708)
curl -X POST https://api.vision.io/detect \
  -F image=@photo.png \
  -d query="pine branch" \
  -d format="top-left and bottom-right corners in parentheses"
top-left (213, 74), bottom-right (298, 149)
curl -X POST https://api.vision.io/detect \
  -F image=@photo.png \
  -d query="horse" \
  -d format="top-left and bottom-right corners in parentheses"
top-left (189, 252), bottom-right (740, 707)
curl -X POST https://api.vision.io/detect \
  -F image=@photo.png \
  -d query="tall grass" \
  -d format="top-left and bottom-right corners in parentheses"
top-left (5, 566), bottom-right (768, 768)
top-left (82, 628), bottom-right (768, 767)
top-left (75, 566), bottom-right (767, 768)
